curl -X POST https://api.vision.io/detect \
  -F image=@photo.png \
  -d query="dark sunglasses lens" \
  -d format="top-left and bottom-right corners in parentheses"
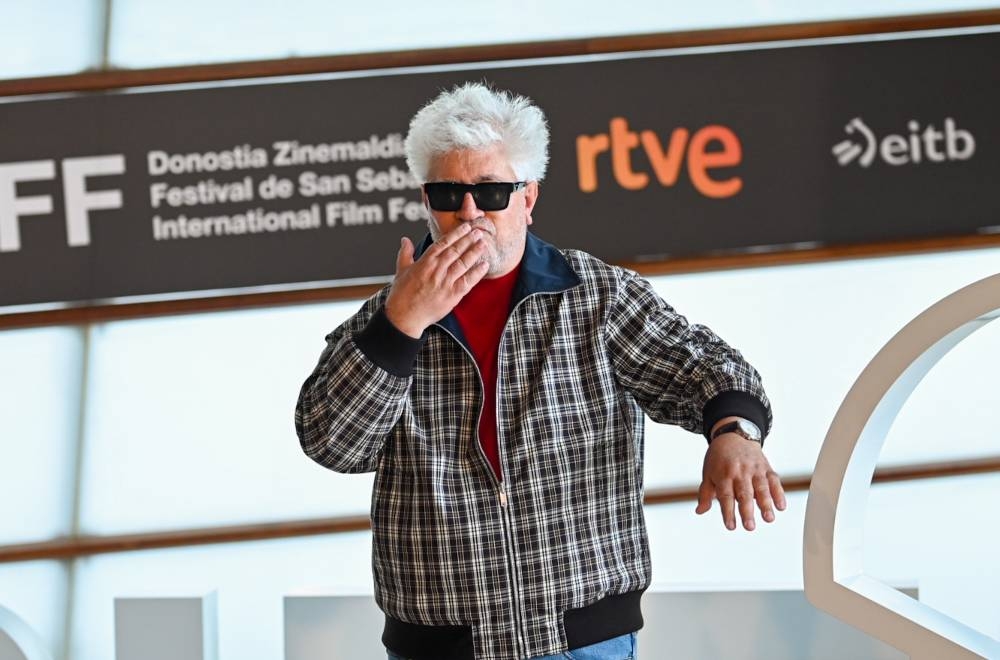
top-left (473, 184), bottom-right (510, 211)
top-left (426, 184), bottom-right (462, 211)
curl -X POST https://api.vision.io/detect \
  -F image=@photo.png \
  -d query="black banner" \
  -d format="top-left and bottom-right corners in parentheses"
top-left (1, 29), bottom-right (998, 311)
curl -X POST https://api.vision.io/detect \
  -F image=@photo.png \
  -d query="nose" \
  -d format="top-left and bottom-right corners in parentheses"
top-left (456, 192), bottom-right (483, 221)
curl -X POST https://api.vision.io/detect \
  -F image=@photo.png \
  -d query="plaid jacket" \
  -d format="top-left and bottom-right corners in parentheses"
top-left (296, 233), bottom-right (771, 660)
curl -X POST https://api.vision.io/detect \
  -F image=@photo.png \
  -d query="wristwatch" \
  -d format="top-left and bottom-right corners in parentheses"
top-left (710, 419), bottom-right (763, 446)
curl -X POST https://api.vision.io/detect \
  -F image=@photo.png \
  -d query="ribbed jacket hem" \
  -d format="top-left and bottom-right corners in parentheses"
top-left (381, 589), bottom-right (645, 660)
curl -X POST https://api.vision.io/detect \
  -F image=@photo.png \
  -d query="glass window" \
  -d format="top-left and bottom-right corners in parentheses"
top-left (107, 0), bottom-right (1000, 69)
top-left (68, 532), bottom-right (373, 660)
top-left (65, 478), bottom-right (1000, 657)
top-left (78, 300), bottom-right (374, 535)
top-left (881, 310), bottom-right (1000, 466)
top-left (645, 491), bottom-right (807, 588)
top-left (0, 560), bottom-right (68, 658)
top-left (74, 245), bottom-right (1000, 538)
top-left (865, 473), bottom-right (1000, 640)
top-left (0, 327), bottom-right (83, 544)
top-left (641, 246), bottom-right (1000, 488)
top-left (0, 1), bottom-right (102, 80)
top-left (650, 472), bottom-right (999, 639)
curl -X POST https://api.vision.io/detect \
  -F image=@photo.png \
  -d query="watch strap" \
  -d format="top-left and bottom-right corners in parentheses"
top-left (711, 420), bottom-right (763, 446)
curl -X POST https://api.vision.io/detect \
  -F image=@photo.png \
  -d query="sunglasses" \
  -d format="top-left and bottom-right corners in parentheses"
top-left (423, 181), bottom-right (527, 212)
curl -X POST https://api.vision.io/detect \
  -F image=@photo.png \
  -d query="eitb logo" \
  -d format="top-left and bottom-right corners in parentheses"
top-left (832, 117), bottom-right (975, 167)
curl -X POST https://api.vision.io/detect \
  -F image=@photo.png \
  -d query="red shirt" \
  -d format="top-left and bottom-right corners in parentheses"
top-left (452, 266), bottom-right (520, 479)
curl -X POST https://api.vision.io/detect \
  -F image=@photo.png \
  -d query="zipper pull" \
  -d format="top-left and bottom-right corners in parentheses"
top-left (498, 485), bottom-right (508, 508)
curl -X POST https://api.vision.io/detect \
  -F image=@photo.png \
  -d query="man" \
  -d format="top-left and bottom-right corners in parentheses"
top-left (296, 82), bottom-right (785, 660)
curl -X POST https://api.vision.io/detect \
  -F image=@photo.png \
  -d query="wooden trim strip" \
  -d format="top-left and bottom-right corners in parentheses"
top-left (0, 282), bottom-right (387, 331)
top-left (2, 455), bottom-right (997, 563)
top-left (0, 515), bottom-right (373, 564)
top-left (642, 455), bottom-right (1000, 505)
top-left (618, 233), bottom-right (1000, 277)
top-left (1, 9), bottom-right (999, 97)
top-left (3, 234), bottom-right (999, 331)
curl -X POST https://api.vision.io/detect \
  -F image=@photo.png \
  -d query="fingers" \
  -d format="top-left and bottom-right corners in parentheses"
top-left (432, 221), bottom-right (474, 250)
top-left (428, 223), bottom-right (477, 264)
top-left (396, 236), bottom-right (415, 274)
top-left (427, 226), bottom-right (488, 277)
top-left (752, 474), bottom-right (775, 524)
top-left (697, 478), bottom-right (758, 531)
top-left (770, 471), bottom-right (787, 511)
top-left (457, 259), bottom-right (490, 293)
top-left (445, 231), bottom-right (488, 275)
top-left (736, 479), bottom-right (756, 531)
top-left (702, 467), bottom-right (783, 531)
top-left (717, 490), bottom-right (737, 531)
top-left (726, 476), bottom-right (786, 531)
top-left (714, 483), bottom-right (760, 532)
top-left (695, 480), bottom-right (714, 515)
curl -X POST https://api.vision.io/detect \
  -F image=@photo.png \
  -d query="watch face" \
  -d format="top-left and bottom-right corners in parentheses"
top-left (737, 419), bottom-right (762, 442)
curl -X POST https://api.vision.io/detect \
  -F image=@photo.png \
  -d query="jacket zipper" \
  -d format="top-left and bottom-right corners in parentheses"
top-left (437, 288), bottom-right (577, 659)
top-left (492, 292), bottom-right (549, 659)
top-left (435, 324), bottom-right (525, 658)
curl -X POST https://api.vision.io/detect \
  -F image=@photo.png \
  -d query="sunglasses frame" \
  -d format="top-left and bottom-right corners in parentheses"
top-left (423, 181), bottom-right (527, 212)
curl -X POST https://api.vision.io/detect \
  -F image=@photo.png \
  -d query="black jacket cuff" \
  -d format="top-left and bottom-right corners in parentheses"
top-left (353, 307), bottom-right (426, 377)
top-left (702, 391), bottom-right (770, 446)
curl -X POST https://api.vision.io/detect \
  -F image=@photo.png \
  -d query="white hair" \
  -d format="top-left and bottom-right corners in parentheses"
top-left (404, 82), bottom-right (550, 184)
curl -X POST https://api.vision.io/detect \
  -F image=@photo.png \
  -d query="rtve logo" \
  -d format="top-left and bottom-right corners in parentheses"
top-left (832, 117), bottom-right (975, 168)
top-left (576, 118), bottom-right (742, 199)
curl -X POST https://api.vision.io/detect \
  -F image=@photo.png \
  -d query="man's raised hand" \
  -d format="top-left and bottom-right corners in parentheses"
top-left (384, 224), bottom-right (490, 338)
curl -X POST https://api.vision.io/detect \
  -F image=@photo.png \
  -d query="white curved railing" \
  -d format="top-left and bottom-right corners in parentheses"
top-left (804, 273), bottom-right (1000, 659)
top-left (0, 605), bottom-right (53, 660)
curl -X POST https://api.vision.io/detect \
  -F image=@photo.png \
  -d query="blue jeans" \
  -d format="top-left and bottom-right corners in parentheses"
top-left (387, 631), bottom-right (637, 660)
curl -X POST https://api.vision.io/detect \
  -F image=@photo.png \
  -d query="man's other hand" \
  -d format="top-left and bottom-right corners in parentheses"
top-left (695, 432), bottom-right (786, 531)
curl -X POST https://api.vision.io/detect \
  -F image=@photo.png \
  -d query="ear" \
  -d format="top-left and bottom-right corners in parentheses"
top-left (524, 181), bottom-right (539, 226)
